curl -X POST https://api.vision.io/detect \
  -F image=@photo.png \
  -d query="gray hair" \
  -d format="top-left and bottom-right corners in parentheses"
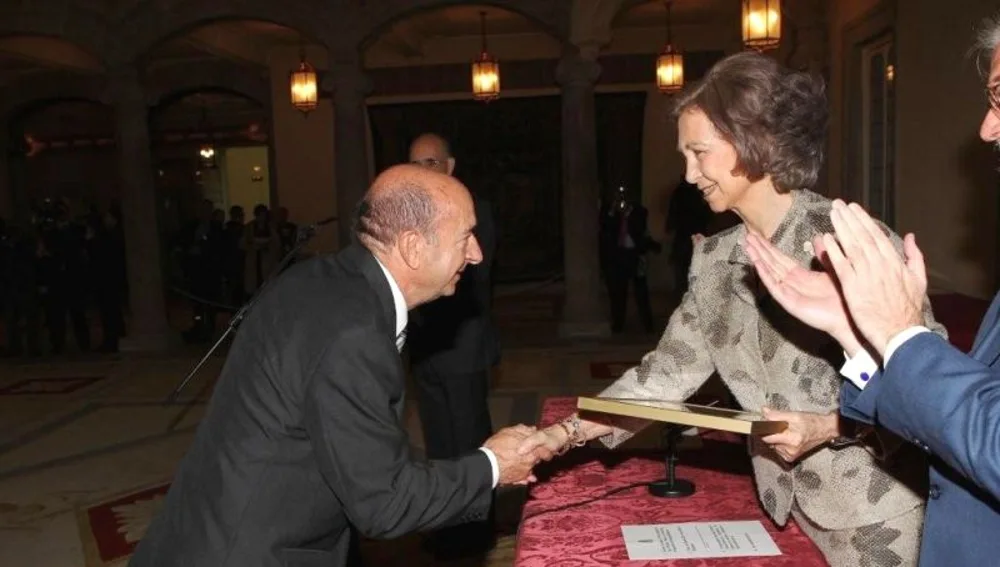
top-left (353, 182), bottom-right (439, 250)
top-left (975, 13), bottom-right (1000, 76)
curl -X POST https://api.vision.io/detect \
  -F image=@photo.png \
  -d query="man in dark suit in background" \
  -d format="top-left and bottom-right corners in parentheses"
top-left (130, 165), bottom-right (543, 567)
top-left (406, 132), bottom-right (502, 559)
top-left (599, 186), bottom-right (659, 333)
top-left (665, 176), bottom-right (711, 296)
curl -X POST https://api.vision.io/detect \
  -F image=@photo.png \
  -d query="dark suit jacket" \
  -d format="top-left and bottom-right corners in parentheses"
top-left (130, 244), bottom-right (493, 567)
top-left (842, 291), bottom-right (1000, 566)
top-left (409, 198), bottom-right (499, 373)
top-left (598, 203), bottom-right (659, 277)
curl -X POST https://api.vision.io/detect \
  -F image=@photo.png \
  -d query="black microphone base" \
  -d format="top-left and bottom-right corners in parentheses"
top-left (648, 478), bottom-right (695, 498)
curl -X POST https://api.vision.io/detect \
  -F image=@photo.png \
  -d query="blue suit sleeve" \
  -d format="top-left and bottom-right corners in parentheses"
top-left (840, 378), bottom-right (878, 425)
top-left (872, 332), bottom-right (1000, 501)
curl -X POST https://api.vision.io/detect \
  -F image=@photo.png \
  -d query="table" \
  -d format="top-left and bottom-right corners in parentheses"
top-left (514, 397), bottom-right (828, 567)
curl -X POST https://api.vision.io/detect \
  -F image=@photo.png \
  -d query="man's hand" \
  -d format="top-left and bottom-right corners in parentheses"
top-left (516, 426), bottom-right (567, 461)
top-left (743, 232), bottom-right (863, 355)
top-left (823, 201), bottom-right (926, 356)
top-left (760, 408), bottom-right (838, 463)
top-left (483, 425), bottom-right (545, 486)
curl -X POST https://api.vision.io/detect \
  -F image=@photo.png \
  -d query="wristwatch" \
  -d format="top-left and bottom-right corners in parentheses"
top-left (828, 416), bottom-right (873, 450)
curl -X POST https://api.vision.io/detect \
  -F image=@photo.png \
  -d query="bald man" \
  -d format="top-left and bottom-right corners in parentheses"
top-left (130, 165), bottom-right (543, 567)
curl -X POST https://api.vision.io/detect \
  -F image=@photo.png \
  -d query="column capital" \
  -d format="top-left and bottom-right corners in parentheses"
top-left (101, 65), bottom-right (154, 107)
top-left (556, 53), bottom-right (601, 88)
top-left (324, 64), bottom-right (372, 102)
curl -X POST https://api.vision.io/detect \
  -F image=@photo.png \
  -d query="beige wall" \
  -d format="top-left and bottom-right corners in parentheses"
top-left (268, 44), bottom-right (338, 253)
top-left (826, 0), bottom-right (882, 201)
top-left (895, 0), bottom-right (998, 297)
top-left (829, 0), bottom-right (998, 297)
top-left (223, 145), bottom-right (271, 215)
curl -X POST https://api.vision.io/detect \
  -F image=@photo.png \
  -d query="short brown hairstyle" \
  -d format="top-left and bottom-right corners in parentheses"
top-left (672, 51), bottom-right (828, 192)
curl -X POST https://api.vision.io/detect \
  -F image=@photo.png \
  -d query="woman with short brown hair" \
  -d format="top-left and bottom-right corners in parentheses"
top-left (522, 51), bottom-right (940, 565)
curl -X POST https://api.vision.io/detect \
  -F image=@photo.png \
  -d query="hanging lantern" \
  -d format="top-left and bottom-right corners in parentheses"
top-left (471, 11), bottom-right (500, 102)
top-left (742, 0), bottom-right (781, 51)
top-left (250, 165), bottom-right (264, 182)
top-left (199, 143), bottom-right (216, 168)
top-left (656, 1), bottom-right (683, 94)
top-left (656, 46), bottom-right (684, 93)
top-left (290, 49), bottom-right (318, 114)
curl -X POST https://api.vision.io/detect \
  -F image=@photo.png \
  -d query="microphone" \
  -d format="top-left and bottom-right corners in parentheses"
top-left (297, 216), bottom-right (337, 240)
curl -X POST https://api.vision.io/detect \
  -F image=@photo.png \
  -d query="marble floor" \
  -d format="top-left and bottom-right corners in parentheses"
top-left (0, 286), bottom-right (674, 567)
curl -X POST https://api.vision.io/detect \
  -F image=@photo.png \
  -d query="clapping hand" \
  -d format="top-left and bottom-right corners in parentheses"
top-left (743, 231), bottom-right (864, 355)
top-left (822, 201), bottom-right (926, 357)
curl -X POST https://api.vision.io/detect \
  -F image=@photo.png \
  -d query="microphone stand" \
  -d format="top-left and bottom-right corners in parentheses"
top-left (166, 223), bottom-right (325, 402)
top-left (647, 423), bottom-right (696, 498)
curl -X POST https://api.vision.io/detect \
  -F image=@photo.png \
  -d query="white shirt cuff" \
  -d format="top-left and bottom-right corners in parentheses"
top-left (479, 447), bottom-right (499, 488)
top-left (885, 326), bottom-right (932, 364)
top-left (840, 348), bottom-right (879, 391)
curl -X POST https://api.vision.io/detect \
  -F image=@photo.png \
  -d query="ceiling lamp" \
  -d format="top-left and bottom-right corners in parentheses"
top-left (742, 0), bottom-right (781, 51)
top-left (471, 11), bottom-right (500, 102)
top-left (290, 48), bottom-right (319, 114)
top-left (199, 144), bottom-right (216, 168)
top-left (656, 1), bottom-right (683, 94)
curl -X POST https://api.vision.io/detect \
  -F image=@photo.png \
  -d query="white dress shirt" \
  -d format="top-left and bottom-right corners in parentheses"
top-left (373, 256), bottom-right (499, 487)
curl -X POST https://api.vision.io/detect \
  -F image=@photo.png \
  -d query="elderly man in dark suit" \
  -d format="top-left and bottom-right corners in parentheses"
top-left (406, 132), bottom-right (502, 558)
top-left (130, 164), bottom-right (544, 567)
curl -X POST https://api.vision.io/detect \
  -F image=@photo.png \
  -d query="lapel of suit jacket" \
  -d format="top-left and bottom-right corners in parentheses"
top-left (340, 243), bottom-right (398, 343)
top-left (970, 290), bottom-right (1000, 364)
top-left (730, 190), bottom-right (837, 370)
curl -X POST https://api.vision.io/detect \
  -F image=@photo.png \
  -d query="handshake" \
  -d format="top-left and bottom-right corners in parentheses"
top-left (482, 424), bottom-right (567, 486)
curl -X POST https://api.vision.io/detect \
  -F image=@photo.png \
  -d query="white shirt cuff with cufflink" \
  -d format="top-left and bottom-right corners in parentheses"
top-left (479, 447), bottom-right (499, 488)
top-left (840, 348), bottom-right (880, 391)
top-left (839, 326), bottom-right (932, 390)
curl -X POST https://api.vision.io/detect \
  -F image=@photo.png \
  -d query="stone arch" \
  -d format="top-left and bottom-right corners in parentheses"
top-left (112, 0), bottom-right (334, 65)
top-left (147, 61), bottom-right (270, 108)
top-left (0, 74), bottom-right (107, 123)
top-left (350, 0), bottom-right (570, 56)
top-left (612, 0), bottom-right (651, 25)
top-left (0, 1), bottom-right (111, 68)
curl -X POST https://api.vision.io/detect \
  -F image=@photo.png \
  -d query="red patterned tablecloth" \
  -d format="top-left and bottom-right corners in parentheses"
top-left (514, 397), bottom-right (828, 567)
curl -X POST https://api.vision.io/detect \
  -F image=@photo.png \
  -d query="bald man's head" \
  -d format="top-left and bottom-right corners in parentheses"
top-left (408, 133), bottom-right (455, 175)
top-left (354, 164), bottom-right (482, 306)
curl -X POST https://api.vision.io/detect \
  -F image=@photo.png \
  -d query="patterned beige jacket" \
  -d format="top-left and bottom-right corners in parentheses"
top-left (599, 189), bottom-right (943, 530)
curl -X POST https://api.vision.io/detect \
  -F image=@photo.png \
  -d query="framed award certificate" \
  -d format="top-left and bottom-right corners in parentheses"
top-left (577, 397), bottom-right (787, 436)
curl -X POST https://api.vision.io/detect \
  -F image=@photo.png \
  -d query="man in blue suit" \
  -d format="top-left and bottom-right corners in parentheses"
top-left (742, 14), bottom-right (1000, 565)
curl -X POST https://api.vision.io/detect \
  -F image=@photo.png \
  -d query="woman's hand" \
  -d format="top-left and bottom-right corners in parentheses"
top-left (760, 408), bottom-right (838, 463)
top-left (516, 426), bottom-right (567, 461)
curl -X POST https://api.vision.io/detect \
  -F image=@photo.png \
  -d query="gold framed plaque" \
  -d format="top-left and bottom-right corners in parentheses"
top-left (577, 397), bottom-right (787, 436)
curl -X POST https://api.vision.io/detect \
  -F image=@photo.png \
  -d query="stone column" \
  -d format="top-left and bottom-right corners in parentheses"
top-left (330, 63), bottom-right (372, 248)
top-left (557, 52), bottom-right (609, 337)
top-left (106, 67), bottom-right (174, 351)
top-left (6, 128), bottom-right (30, 227)
top-left (0, 119), bottom-right (13, 221)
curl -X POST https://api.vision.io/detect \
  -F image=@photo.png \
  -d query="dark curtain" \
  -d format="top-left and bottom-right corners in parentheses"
top-left (369, 96), bottom-right (562, 283)
top-left (595, 92), bottom-right (647, 204)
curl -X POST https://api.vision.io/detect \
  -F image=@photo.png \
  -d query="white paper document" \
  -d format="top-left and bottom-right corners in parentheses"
top-left (621, 520), bottom-right (781, 560)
